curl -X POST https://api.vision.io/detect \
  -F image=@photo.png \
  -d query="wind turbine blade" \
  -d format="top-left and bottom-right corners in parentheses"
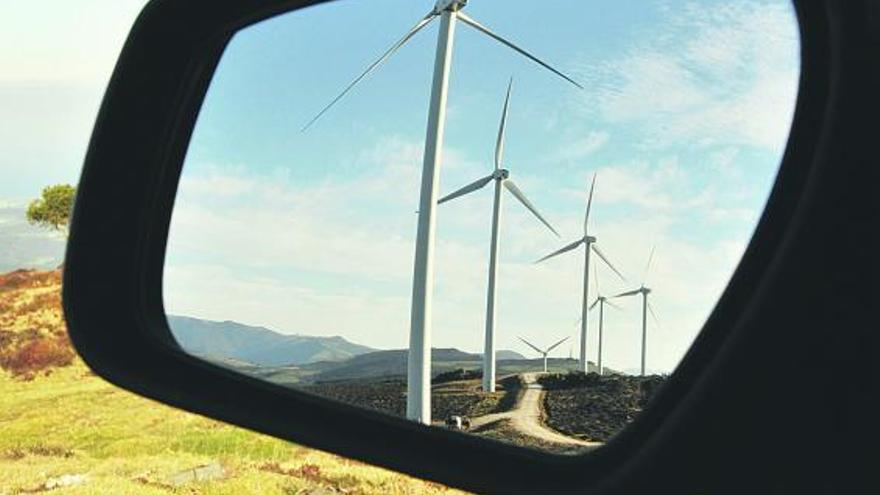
top-left (589, 298), bottom-right (599, 311)
top-left (593, 256), bottom-right (600, 296)
top-left (518, 336), bottom-right (544, 355)
top-left (503, 180), bottom-right (560, 237)
top-left (647, 300), bottom-right (661, 328)
top-left (535, 238), bottom-right (583, 263)
top-left (613, 288), bottom-right (641, 298)
top-left (456, 12), bottom-right (583, 90)
top-left (546, 336), bottom-right (570, 353)
top-left (583, 172), bottom-right (597, 235)
top-left (301, 11), bottom-right (437, 131)
top-left (606, 299), bottom-right (624, 311)
top-left (437, 174), bottom-right (494, 204)
top-left (642, 245), bottom-right (656, 284)
top-left (495, 78), bottom-right (513, 170)
top-left (592, 244), bottom-right (626, 281)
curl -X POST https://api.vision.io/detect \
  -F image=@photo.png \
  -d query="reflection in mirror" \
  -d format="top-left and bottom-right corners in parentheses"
top-left (164, 0), bottom-right (800, 455)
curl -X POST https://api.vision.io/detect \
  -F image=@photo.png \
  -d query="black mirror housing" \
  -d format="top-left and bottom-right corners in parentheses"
top-left (63, 1), bottom-right (877, 493)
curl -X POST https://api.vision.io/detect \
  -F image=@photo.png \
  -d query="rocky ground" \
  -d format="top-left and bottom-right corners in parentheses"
top-left (302, 376), bottom-right (509, 421)
top-left (540, 372), bottom-right (667, 442)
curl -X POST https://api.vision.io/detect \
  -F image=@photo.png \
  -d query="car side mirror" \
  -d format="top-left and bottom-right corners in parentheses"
top-left (62, 0), bottom-right (877, 493)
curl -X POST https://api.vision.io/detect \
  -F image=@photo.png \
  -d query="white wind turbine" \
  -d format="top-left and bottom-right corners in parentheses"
top-left (536, 174), bottom-right (626, 374)
top-left (613, 246), bottom-right (660, 376)
top-left (303, 0), bottom-right (581, 424)
top-left (588, 263), bottom-right (623, 376)
top-left (437, 78), bottom-right (559, 393)
top-left (518, 336), bottom-right (570, 373)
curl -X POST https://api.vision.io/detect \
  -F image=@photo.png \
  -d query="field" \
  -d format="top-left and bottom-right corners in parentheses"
top-left (302, 377), bottom-right (511, 426)
top-left (0, 269), bottom-right (465, 494)
top-left (0, 267), bottom-right (667, 493)
top-left (0, 366), bottom-right (467, 494)
top-left (540, 373), bottom-right (667, 442)
top-left (239, 356), bottom-right (593, 386)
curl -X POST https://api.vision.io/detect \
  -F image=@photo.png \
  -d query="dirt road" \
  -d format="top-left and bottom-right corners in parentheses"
top-left (470, 373), bottom-right (601, 448)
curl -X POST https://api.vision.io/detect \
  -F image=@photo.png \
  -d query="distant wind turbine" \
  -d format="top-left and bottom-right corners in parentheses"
top-left (588, 263), bottom-right (622, 375)
top-left (438, 78), bottom-right (559, 392)
top-left (536, 174), bottom-right (625, 373)
top-left (304, 0), bottom-right (581, 425)
top-left (613, 246), bottom-right (660, 376)
top-left (518, 336), bottom-right (570, 373)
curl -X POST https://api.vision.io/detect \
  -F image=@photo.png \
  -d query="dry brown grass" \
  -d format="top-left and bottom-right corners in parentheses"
top-left (0, 269), bottom-right (71, 378)
top-left (0, 268), bottom-right (467, 494)
top-left (0, 334), bottom-right (75, 377)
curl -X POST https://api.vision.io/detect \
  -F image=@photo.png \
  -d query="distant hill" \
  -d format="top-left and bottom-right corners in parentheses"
top-left (166, 315), bottom-right (532, 381)
top-left (0, 205), bottom-right (65, 272)
top-left (248, 350), bottom-right (586, 385)
top-left (496, 350), bottom-right (526, 360)
top-left (167, 315), bottom-right (375, 366)
top-left (294, 347), bottom-right (480, 383)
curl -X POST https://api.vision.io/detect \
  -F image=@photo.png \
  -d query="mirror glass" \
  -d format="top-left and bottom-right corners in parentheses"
top-left (163, 0), bottom-right (800, 455)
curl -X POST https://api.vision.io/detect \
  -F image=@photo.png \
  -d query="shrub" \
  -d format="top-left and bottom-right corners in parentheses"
top-left (0, 335), bottom-right (75, 376)
top-left (638, 375), bottom-right (667, 407)
top-left (0, 329), bottom-right (15, 348)
top-left (432, 368), bottom-right (482, 384)
top-left (0, 269), bottom-right (61, 292)
top-left (537, 371), bottom-right (602, 390)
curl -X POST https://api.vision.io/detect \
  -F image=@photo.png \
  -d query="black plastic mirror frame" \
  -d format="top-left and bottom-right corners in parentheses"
top-left (62, 0), bottom-right (877, 493)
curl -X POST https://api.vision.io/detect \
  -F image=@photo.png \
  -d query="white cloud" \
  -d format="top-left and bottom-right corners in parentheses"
top-left (164, 134), bottom-right (758, 370)
top-left (575, 1), bottom-right (800, 151)
top-left (551, 131), bottom-right (610, 163)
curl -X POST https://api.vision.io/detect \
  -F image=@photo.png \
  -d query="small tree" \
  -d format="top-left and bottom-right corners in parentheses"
top-left (26, 184), bottom-right (76, 236)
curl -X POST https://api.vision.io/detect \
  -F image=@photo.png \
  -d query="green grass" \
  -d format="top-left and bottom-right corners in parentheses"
top-left (0, 364), bottom-right (465, 494)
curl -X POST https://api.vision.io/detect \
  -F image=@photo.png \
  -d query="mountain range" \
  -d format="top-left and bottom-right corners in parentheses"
top-left (167, 315), bottom-right (376, 366)
top-left (167, 315), bottom-right (526, 373)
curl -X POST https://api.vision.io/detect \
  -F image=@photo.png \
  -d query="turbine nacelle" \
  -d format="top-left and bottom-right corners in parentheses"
top-left (492, 168), bottom-right (510, 180)
top-left (583, 235), bottom-right (597, 244)
top-left (434, 0), bottom-right (467, 13)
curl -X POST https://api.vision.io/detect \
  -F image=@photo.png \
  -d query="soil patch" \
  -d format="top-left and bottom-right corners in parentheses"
top-left (541, 372), bottom-right (667, 442)
top-left (302, 377), bottom-right (514, 420)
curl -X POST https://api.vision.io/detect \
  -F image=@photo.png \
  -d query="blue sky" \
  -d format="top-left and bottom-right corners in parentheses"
top-left (0, 0), bottom-right (800, 374)
top-left (162, 0), bottom-right (801, 373)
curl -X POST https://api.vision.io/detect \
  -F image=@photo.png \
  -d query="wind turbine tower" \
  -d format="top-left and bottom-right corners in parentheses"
top-left (536, 174), bottom-right (625, 374)
top-left (613, 247), bottom-right (660, 376)
top-left (589, 264), bottom-right (622, 375)
top-left (437, 79), bottom-right (559, 392)
top-left (518, 336), bottom-right (570, 373)
top-left (304, 0), bottom-right (581, 424)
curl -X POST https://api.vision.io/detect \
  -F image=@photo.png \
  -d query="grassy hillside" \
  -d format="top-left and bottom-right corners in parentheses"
top-left (0, 269), bottom-right (465, 494)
